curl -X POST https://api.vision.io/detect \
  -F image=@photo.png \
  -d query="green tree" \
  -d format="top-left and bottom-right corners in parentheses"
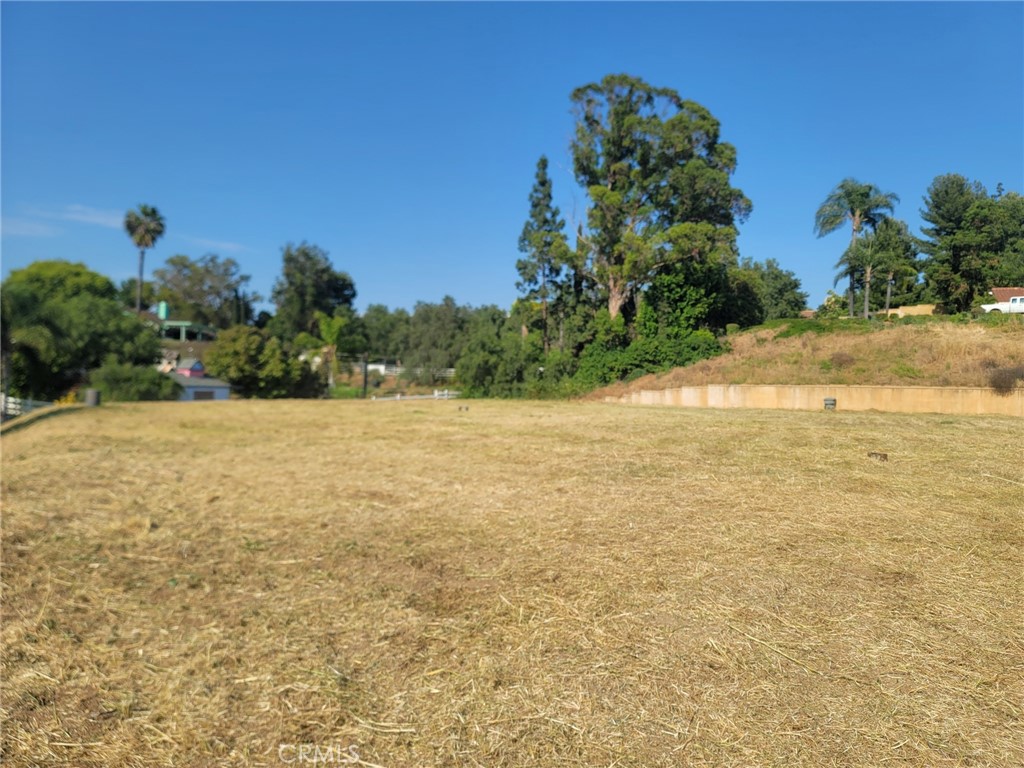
top-left (757, 259), bottom-right (809, 320)
top-left (919, 174), bottom-right (986, 251)
top-left (204, 326), bottom-right (265, 397)
top-left (404, 297), bottom-right (471, 384)
top-left (919, 175), bottom-right (1024, 311)
top-left (918, 174), bottom-right (985, 312)
top-left (5, 259), bottom-right (116, 302)
top-left (456, 306), bottom-right (512, 395)
top-left (117, 278), bottom-right (157, 312)
top-left (314, 308), bottom-right (367, 387)
top-left (124, 204), bottom-right (166, 313)
top-left (814, 179), bottom-right (899, 316)
top-left (270, 242), bottom-right (356, 339)
top-left (846, 218), bottom-right (919, 316)
top-left (725, 258), bottom-right (808, 325)
top-left (363, 304), bottom-right (411, 362)
top-left (1, 261), bottom-right (160, 399)
top-left (641, 224), bottom-right (736, 334)
top-left (517, 156), bottom-right (570, 353)
top-left (721, 262), bottom-right (767, 328)
top-left (205, 325), bottom-right (321, 398)
top-left (87, 357), bottom-right (182, 401)
top-left (152, 253), bottom-right (260, 328)
top-left (570, 74), bottom-right (751, 322)
top-left (1, 280), bottom-right (62, 402)
top-left (986, 193), bottom-right (1024, 288)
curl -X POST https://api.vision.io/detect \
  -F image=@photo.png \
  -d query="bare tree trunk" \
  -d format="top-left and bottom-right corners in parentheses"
top-left (541, 265), bottom-right (549, 355)
top-left (136, 248), bottom-right (145, 313)
top-left (863, 264), bottom-right (873, 319)
top-left (607, 277), bottom-right (628, 321)
top-left (848, 218), bottom-right (860, 318)
top-left (884, 272), bottom-right (894, 315)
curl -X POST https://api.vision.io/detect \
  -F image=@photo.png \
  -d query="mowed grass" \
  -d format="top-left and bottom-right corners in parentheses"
top-left (2, 400), bottom-right (1022, 767)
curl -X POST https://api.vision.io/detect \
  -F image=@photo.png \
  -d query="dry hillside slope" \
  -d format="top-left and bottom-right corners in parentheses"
top-left (596, 320), bottom-right (1024, 400)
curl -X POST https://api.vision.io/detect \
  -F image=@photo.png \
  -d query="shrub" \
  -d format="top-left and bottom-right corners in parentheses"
top-left (831, 352), bottom-right (856, 369)
top-left (87, 358), bottom-right (182, 402)
top-left (989, 366), bottom-right (1024, 396)
top-left (891, 362), bottom-right (923, 380)
top-left (572, 330), bottom-right (722, 390)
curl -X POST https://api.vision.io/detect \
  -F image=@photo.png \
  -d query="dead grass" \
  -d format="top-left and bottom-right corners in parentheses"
top-left (2, 400), bottom-right (1023, 766)
top-left (598, 320), bottom-right (1024, 400)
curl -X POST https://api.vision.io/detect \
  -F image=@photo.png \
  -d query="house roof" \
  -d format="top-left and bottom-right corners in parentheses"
top-left (177, 358), bottom-right (204, 370)
top-left (990, 287), bottom-right (1024, 303)
top-left (167, 372), bottom-right (232, 389)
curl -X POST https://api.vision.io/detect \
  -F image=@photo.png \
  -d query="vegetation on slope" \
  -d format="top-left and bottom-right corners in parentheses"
top-left (595, 316), bottom-right (1024, 398)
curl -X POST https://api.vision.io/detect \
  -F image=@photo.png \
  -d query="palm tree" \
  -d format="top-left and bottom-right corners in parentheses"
top-left (314, 310), bottom-right (348, 389)
top-left (124, 205), bottom-right (166, 313)
top-left (846, 236), bottom-right (879, 319)
top-left (814, 179), bottom-right (899, 316)
top-left (837, 218), bottom-right (920, 319)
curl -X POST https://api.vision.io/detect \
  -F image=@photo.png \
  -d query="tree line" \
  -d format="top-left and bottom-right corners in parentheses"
top-left (814, 175), bottom-right (1024, 318)
top-left (3, 73), bottom-right (1021, 403)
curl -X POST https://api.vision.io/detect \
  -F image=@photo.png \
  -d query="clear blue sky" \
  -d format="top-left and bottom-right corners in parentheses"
top-left (3, 1), bottom-right (1022, 314)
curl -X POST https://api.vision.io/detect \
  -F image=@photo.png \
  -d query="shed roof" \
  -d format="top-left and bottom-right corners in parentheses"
top-left (167, 372), bottom-right (232, 389)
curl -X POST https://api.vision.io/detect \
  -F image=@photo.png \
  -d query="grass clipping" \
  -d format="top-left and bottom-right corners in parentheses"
top-left (2, 400), bottom-right (1023, 766)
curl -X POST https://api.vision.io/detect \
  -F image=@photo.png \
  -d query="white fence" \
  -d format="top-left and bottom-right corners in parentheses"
top-left (370, 389), bottom-right (461, 402)
top-left (364, 363), bottom-right (456, 380)
top-left (1, 395), bottom-right (53, 420)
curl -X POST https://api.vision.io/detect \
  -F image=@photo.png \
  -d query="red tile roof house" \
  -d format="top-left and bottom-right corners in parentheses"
top-left (989, 287), bottom-right (1024, 303)
top-left (165, 358), bottom-right (232, 401)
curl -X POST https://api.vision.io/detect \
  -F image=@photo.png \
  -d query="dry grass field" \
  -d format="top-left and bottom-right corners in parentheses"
top-left (2, 400), bottom-right (1022, 767)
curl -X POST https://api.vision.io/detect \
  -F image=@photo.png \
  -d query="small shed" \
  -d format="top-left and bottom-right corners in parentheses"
top-left (167, 371), bottom-right (232, 401)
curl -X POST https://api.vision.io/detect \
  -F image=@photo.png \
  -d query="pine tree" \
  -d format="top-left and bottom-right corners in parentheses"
top-left (517, 156), bottom-right (568, 353)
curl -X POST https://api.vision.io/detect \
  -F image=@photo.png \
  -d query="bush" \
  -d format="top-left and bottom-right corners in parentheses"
top-left (831, 351), bottom-right (856, 369)
top-left (773, 317), bottom-right (875, 339)
top-left (87, 358), bottom-right (182, 402)
top-left (572, 329), bottom-right (722, 390)
top-left (989, 366), bottom-right (1024, 396)
top-left (329, 384), bottom-right (363, 399)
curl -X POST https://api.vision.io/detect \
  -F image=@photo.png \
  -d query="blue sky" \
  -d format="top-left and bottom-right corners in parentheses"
top-left (2, 2), bottom-right (1022, 314)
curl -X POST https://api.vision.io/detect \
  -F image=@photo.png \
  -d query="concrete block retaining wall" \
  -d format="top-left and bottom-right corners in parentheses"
top-left (610, 384), bottom-right (1023, 417)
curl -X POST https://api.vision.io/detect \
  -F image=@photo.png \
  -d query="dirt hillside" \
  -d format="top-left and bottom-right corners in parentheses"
top-left (594, 319), bottom-right (1024, 400)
